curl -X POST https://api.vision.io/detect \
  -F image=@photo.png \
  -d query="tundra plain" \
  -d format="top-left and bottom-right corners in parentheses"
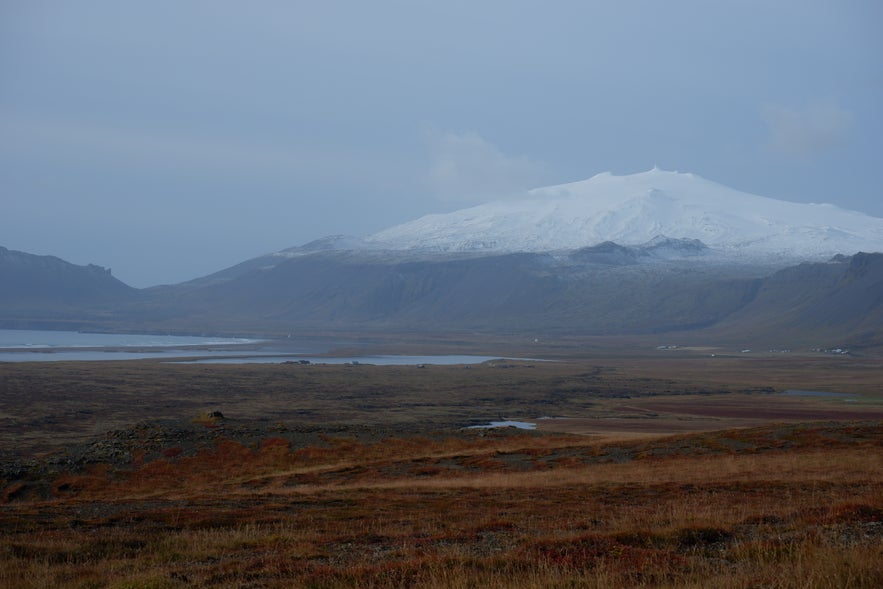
top-left (1, 341), bottom-right (881, 588)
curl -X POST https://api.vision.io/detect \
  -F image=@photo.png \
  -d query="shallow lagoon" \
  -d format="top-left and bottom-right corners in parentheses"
top-left (0, 329), bottom-right (521, 365)
top-left (0, 329), bottom-right (265, 362)
top-left (174, 354), bottom-right (506, 365)
top-left (0, 329), bottom-right (258, 349)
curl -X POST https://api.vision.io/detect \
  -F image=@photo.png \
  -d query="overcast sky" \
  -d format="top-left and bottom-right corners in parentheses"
top-left (2, 1), bottom-right (881, 287)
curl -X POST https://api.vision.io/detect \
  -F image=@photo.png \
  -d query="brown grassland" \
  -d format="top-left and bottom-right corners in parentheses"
top-left (0, 343), bottom-right (881, 588)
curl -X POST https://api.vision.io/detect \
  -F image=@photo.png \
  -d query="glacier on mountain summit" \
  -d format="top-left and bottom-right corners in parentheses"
top-left (363, 168), bottom-right (883, 263)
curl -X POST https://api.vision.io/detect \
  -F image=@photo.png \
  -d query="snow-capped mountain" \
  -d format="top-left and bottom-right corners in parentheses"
top-left (366, 168), bottom-right (883, 262)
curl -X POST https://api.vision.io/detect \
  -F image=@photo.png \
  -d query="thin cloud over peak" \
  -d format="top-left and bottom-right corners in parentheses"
top-left (425, 130), bottom-right (547, 204)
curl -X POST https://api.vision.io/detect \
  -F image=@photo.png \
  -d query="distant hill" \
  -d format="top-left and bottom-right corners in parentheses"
top-left (708, 252), bottom-right (883, 347)
top-left (2, 242), bottom-right (881, 350)
top-left (119, 248), bottom-right (883, 349)
top-left (0, 246), bottom-right (137, 330)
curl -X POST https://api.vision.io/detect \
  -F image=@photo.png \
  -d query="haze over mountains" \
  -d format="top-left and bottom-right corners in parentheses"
top-left (2, 170), bottom-right (882, 347)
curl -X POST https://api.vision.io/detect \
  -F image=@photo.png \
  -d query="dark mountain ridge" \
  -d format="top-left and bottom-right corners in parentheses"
top-left (711, 252), bottom-right (883, 346)
top-left (0, 246), bottom-right (137, 330)
top-left (2, 243), bottom-right (881, 348)
top-left (0, 246), bottom-right (133, 301)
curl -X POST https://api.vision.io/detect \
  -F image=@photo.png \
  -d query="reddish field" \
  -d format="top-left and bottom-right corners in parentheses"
top-left (0, 351), bottom-right (881, 587)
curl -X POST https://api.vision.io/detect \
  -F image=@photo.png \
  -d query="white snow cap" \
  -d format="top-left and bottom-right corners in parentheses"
top-left (368, 168), bottom-right (883, 260)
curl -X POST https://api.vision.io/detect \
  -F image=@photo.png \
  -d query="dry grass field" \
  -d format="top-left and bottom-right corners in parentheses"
top-left (1, 345), bottom-right (881, 587)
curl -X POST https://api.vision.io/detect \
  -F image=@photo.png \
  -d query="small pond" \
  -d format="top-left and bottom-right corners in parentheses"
top-left (780, 390), bottom-right (855, 398)
top-left (466, 420), bottom-right (537, 430)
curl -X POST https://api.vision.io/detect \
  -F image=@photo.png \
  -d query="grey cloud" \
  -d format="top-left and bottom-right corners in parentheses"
top-left (0, 115), bottom-right (382, 178)
top-left (761, 103), bottom-right (854, 157)
top-left (426, 131), bottom-right (546, 204)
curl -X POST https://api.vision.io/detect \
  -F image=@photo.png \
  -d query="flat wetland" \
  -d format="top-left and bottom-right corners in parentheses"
top-left (1, 336), bottom-right (881, 587)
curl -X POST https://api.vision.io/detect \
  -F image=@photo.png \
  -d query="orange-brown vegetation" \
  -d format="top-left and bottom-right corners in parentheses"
top-left (1, 352), bottom-right (881, 587)
top-left (1, 422), bottom-right (881, 588)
